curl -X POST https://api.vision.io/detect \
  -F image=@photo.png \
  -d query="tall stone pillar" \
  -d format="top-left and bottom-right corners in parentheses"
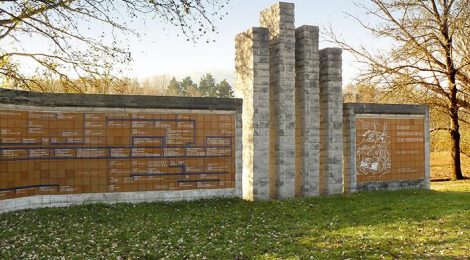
top-left (235, 27), bottom-right (270, 201)
top-left (260, 2), bottom-right (296, 199)
top-left (294, 25), bottom-right (321, 197)
top-left (319, 48), bottom-right (343, 195)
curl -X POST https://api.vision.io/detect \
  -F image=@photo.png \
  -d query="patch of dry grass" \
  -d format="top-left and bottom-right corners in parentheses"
top-left (431, 151), bottom-right (470, 180)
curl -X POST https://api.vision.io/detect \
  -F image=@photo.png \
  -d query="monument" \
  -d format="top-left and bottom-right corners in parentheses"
top-left (0, 2), bottom-right (430, 213)
top-left (235, 2), bottom-right (429, 200)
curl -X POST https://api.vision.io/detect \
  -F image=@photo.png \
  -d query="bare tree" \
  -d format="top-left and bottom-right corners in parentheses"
top-left (0, 0), bottom-right (229, 93)
top-left (329, 0), bottom-right (470, 180)
top-left (140, 74), bottom-right (172, 95)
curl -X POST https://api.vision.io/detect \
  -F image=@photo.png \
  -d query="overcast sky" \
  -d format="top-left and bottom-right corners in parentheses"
top-left (124, 0), bottom-right (385, 86)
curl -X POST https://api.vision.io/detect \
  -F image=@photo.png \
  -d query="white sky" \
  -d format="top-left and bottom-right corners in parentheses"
top-left (123, 0), bottom-right (386, 85)
top-left (14, 1), bottom-right (388, 87)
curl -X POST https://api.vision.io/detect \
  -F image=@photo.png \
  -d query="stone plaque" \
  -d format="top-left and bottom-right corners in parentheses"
top-left (355, 116), bottom-right (425, 183)
top-left (0, 109), bottom-right (235, 200)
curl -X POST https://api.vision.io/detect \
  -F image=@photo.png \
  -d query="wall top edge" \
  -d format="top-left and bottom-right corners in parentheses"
top-left (344, 102), bottom-right (428, 115)
top-left (0, 88), bottom-right (243, 111)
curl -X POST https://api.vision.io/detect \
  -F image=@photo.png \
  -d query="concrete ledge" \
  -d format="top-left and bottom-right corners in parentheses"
top-left (356, 180), bottom-right (427, 191)
top-left (0, 189), bottom-right (238, 214)
top-left (0, 88), bottom-right (242, 111)
top-left (344, 103), bottom-right (428, 115)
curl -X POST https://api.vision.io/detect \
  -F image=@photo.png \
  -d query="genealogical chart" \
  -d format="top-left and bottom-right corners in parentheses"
top-left (0, 109), bottom-right (235, 200)
top-left (355, 116), bottom-right (425, 183)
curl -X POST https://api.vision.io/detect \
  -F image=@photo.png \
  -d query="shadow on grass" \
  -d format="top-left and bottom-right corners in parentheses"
top-left (268, 189), bottom-right (470, 258)
top-left (0, 187), bottom-right (469, 259)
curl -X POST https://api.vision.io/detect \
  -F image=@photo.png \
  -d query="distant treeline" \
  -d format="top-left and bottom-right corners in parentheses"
top-left (3, 73), bottom-right (234, 98)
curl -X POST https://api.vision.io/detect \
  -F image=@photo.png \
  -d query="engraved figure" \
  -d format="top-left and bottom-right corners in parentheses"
top-left (356, 120), bottom-right (391, 176)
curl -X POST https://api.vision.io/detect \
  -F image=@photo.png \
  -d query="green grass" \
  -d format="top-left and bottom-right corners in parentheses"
top-left (1, 181), bottom-right (469, 259)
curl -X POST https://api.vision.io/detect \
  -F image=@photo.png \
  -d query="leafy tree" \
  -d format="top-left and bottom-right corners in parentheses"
top-left (0, 0), bottom-right (230, 92)
top-left (215, 79), bottom-right (233, 98)
top-left (330, 0), bottom-right (470, 180)
top-left (199, 73), bottom-right (217, 96)
top-left (180, 76), bottom-right (198, 96)
top-left (166, 77), bottom-right (182, 96)
top-left (198, 73), bottom-right (233, 97)
top-left (343, 84), bottom-right (382, 103)
top-left (164, 75), bottom-right (232, 97)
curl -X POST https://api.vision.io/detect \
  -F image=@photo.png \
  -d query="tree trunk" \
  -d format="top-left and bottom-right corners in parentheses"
top-left (442, 9), bottom-right (464, 180)
top-left (449, 105), bottom-right (464, 180)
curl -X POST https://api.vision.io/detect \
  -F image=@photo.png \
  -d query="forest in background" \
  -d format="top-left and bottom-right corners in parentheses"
top-left (2, 73), bottom-right (234, 98)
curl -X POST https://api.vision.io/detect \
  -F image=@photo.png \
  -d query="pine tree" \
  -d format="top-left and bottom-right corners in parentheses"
top-left (167, 77), bottom-right (182, 96)
top-left (216, 79), bottom-right (234, 98)
top-left (198, 73), bottom-right (217, 97)
top-left (180, 77), bottom-right (197, 96)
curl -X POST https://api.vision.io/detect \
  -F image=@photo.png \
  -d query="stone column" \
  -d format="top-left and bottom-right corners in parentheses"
top-left (294, 25), bottom-right (320, 197)
top-left (260, 2), bottom-right (296, 199)
top-left (319, 48), bottom-right (343, 195)
top-left (235, 27), bottom-right (270, 201)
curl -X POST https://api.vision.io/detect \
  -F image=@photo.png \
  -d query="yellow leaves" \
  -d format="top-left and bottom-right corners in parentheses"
top-left (0, 54), bottom-right (11, 68)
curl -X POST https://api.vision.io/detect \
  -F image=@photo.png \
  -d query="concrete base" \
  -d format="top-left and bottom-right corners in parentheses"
top-left (0, 188), bottom-right (238, 214)
top-left (356, 180), bottom-right (427, 191)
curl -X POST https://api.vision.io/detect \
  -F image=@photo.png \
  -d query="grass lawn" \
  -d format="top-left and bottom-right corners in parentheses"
top-left (1, 181), bottom-right (469, 259)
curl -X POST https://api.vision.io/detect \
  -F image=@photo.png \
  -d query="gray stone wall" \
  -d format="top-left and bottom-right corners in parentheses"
top-left (0, 88), bottom-right (242, 110)
top-left (235, 27), bottom-right (271, 200)
top-left (260, 2), bottom-right (296, 199)
top-left (319, 48), bottom-right (344, 195)
top-left (342, 107), bottom-right (356, 193)
top-left (356, 180), bottom-right (428, 191)
top-left (295, 25), bottom-right (320, 197)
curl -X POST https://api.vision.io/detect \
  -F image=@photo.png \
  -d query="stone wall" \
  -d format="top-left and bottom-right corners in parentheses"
top-left (0, 88), bottom-right (243, 213)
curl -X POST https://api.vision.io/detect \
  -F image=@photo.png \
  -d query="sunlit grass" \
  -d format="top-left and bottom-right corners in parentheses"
top-left (0, 181), bottom-right (469, 259)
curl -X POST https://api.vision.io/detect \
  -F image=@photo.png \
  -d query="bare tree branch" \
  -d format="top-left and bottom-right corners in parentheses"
top-left (0, 0), bottom-right (230, 92)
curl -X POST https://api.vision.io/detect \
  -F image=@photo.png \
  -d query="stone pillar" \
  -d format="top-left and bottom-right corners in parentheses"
top-left (319, 48), bottom-right (343, 195)
top-left (260, 2), bottom-right (296, 199)
top-left (294, 25), bottom-right (320, 197)
top-left (235, 27), bottom-right (270, 201)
